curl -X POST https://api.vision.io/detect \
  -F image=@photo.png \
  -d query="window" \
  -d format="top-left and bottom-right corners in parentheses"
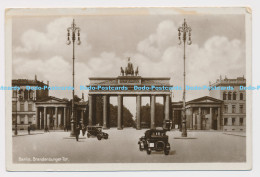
top-left (228, 92), bottom-right (232, 100)
top-left (233, 92), bottom-right (236, 100)
top-left (12, 115), bottom-right (16, 124)
top-left (232, 118), bottom-right (236, 126)
top-left (24, 90), bottom-right (29, 100)
top-left (20, 102), bottom-right (24, 111)
top-left (232, 105), bottom-right (236, 113)
top-left (240, 93), bottom-right (243, 100)
top-left (28, 115), bottom-right (33, 124)
top-left (28, 103), bottom-right (33, 111)
top-left (20, 115), bottom-right (25, 124)
top-left (29, 91), bottom-right (33, 99)
top-left (223, 92), bottom-right (226, 100)
top-left (224, 118), bottom-right (228, 126)
top-left (12, 90), bottom-right (17, 98)
top-left (224, 105), bottom-right (228, 113)
top-left (239, 118), bottom-right (243, 126)
top-left (12, 102), bottom-right (17, 111)
top-left (239, 105), bottom-right (243, 113)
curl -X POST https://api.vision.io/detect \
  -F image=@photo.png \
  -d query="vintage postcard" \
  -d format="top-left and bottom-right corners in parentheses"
top-left (5, 7), bottom-right (252, 171)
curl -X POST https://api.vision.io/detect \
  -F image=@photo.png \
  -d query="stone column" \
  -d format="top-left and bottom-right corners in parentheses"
top-left (55, 107), bottom-right (58, 129)
top-left (150, 95), bottom-right (156, 129)
top-left (193, 111), bottom-right (196, 129)
top-left (136, 95), bottom-right (141, 130)
top-left (217, 107), bottom-right (221, 130)
top-left (64, 107), bottom-right (67, 128)
top-left (88, 95), bottom-right (93, 126)
top-left (36, 107), bottom-right (39, 129)
top-left (172, 110), bottom-right (175, 129)
top-left (190, 107), bottom-right (193, 129)
top-left (81, 110), bottom-right (84, 124)
top-left (58, 114), bottom-right (61, 128)
top-left (165, 95), bottom-right (170, 120)
top-left (163, 96), bottom-right (166, 120)
top-left (107, 96), bottom-right (110, 128)
top-left (197, 107), bottom-right (201, 130)
top-left (117, 95), bottom-right (123, 130)
top-left (44, 107), bottom-right (47, 129)
top-left (47, 114), bottom-right (50, 128)
top-left (103, 95), bottom-right (108, 129)
top-left (209, 107), bottom-right (213, 130)
top-left (39, 111), bottom-right (42, 129)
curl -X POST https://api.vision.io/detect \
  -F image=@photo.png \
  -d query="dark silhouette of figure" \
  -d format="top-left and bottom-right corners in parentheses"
top-left (125, 57), bottom-right (134, 76)
top-left (28, 125), bottom-right (31, 135)
top-left (135, 67), bottom-right (139, 76)
top-left (82, 124), bottom-right (86, 136)
top-left (120, 67), bottom-right (125, 76)
top-left (44, 126), bottom-right (49, 133)
top-left (75, 125), bottom-right (80, 141)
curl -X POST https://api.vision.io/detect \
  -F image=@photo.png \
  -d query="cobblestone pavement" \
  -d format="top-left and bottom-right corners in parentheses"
top-left (12, 128), bottom-right (246, 163)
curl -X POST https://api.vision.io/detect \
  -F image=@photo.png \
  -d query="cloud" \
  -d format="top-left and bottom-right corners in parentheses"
top-left (13, 19), bottom-right (246, 105)
top-left (137, 20), bottom-right (177, 60)
top-left (14, 18), bottom-right (92, 59)
top-left (133, 21), bottom-right (245, 101)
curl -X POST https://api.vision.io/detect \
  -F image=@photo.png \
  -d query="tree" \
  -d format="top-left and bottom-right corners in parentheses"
top-left (140, 103), bottom-right (164, 128)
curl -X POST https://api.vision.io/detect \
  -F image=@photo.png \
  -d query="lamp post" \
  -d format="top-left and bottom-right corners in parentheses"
top-left (66, 19), bottom-right (81, 137)
top-left (14, 89), bottom-right (18, 135)
top-left (178, 19), bottom-right (192, 137)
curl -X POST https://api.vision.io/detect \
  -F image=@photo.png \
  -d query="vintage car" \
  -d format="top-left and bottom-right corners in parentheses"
top-left (86, 126), bottom-right (108, 140)
top-left (163, 119), bottom-right (173, 131)
top-left (138, 129), bottom-right (170, 155)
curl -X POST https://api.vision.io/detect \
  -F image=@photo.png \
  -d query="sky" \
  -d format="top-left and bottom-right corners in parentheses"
top-left (12, 11), bottom-right (246, 117)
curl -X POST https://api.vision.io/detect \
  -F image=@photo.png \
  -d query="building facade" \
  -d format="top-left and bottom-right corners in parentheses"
top-left (209, 76), bottom-right (246, 131)
top-left (12, 77), bottom-right (88, 131)
top-left (12, 77), bottom-right (49, 130)
top-left (172, 96), bottom-right (223, 130)
top-left (172, 76), bottom-right (246, 132)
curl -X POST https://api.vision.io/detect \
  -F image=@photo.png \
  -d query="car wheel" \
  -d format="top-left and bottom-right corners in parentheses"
top-left (139, 143), bottom-right (143, 151)
top-left (146, 148), bottom-right (151, 155)
top-left (97, 135), bottom-right (102, 140)
top-left (87, 133), bottom-right (90, 138)
top-left (164, 150), bottom-right (169, 155)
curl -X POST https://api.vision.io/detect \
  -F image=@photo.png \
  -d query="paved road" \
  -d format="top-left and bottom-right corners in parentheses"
top-left (12, 129), bottom-right (246, 163)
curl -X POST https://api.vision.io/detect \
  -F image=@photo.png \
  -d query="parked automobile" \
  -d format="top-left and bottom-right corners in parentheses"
top-left (163, 119), bottom-right (173, 131)
top-left (86, 126), bottom-right (108, 140)
top-left (138, 129), bottom-right (170, 155)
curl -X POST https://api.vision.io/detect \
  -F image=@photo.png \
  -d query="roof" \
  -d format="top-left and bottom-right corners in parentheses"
top-left (187, 96), bottom-right (223, 104)
top-left (36, 96), bottom-right (69, 104)
top-left (12, 79), bottom-right (48, 87)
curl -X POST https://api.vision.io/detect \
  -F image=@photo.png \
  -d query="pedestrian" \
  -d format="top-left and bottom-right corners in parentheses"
top-left (28, 125), bottom-right (31, 135)
top-left (75, 124), bottom-right (80, 141)
top-left (82, 124), bottom-right (86, 136)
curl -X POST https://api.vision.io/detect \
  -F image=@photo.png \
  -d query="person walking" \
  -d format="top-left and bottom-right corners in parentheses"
top-left (82, 124), bottom-right (86, 136)
top-left (27, 125), bottom-right (31, 135)
top-left (75, 124), bottom-right (80, 141)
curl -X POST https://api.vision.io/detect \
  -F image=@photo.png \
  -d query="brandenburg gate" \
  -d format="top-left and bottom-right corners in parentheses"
top-left (87, 59), bottom-right (173, 130)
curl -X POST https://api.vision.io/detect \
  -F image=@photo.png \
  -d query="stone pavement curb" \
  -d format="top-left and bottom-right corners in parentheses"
top-left (223, 133), bottom-right (246, 137)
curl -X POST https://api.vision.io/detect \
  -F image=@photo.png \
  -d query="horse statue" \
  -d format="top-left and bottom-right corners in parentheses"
top-left (135, 67), bottom-right (139, 76)
top-left (125, 57), bottom-right (134, 76)
top-left (120, 67), bottom-right (125, 76)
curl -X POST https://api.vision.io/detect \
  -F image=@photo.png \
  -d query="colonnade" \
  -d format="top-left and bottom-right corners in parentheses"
top-left (36, 106), bottom-right (69, 129)
top-left (88, 94), bottom-right (171, 129)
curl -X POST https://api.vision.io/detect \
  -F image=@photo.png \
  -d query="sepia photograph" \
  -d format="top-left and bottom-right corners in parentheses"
top-left (5, 7), bottom-right (252, 171)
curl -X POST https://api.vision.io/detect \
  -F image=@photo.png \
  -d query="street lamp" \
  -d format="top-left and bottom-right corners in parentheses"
top-left (178, 19), bottom-right (192, 137)
top-left (66, 19), bottom-right (81, 137)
